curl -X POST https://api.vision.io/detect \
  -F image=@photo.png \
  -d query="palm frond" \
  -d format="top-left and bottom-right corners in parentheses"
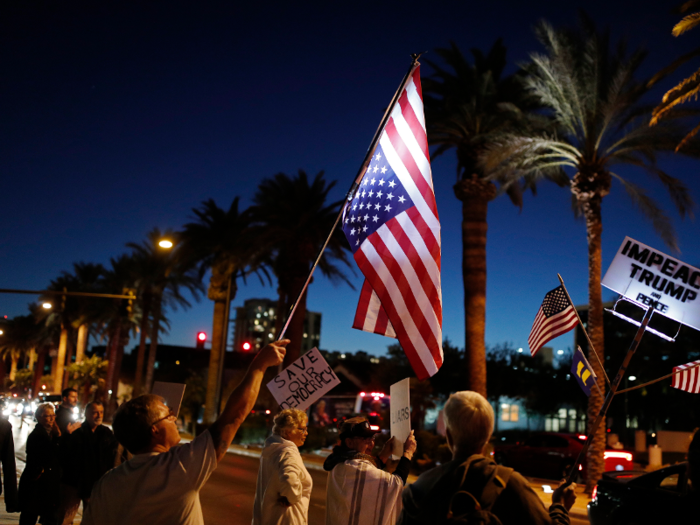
top-left (673, 12), bottom-right (700, 36)
top-left (611, 173), bottom-right (679, 251)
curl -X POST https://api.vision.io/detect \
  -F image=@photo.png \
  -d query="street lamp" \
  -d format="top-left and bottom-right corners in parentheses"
top-left (158, 239), bottom-right (173, 249)
top-left (42, 302), bottom-right (52, 309)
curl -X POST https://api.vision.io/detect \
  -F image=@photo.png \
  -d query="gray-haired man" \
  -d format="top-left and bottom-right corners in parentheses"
top-left (83, 339), bottom-right (289, 525)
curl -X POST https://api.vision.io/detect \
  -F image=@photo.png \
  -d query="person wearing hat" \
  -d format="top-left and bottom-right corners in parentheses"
top-left (323, 416), bottom-right (417, 525)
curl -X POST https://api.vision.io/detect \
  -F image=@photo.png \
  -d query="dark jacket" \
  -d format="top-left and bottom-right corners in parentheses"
top-left (55, 405), bottom-right (74, 436)
top-left (0, 418), bottom-right (18, 512)
top-left (18, 424), bottom-right (61, 513)
top-left (61, 423), bottom-right (118, 499)
top-left (399, 454), bottom-right (570, 525)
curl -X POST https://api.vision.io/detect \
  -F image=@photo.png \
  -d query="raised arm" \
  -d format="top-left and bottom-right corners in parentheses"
top-left (209, 339), bottom-right (289, 461)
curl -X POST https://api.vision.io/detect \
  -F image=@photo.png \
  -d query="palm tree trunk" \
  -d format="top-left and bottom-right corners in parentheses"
top-left (204, 299), bottom-right (226, 423)
top-left (104, 322), bottom-right (121, 401)
top-left (282, 278), bottom-right (308, 368)
top-left (454, 177), bottom-right (497, 397)
top-left (583, 202), bottom-right (607, 493)
top-left (9, 354), bottom-right (18, 382)
top-left (27, 348), bottom-right (37, 371)
top-left (63, 337), bottom-right (74, 388)
top-left (32, 347), bottom-right (46, 396)
top-left (53, 326), bottom-right (69, 393)
top-left (144, 294), bottom-right (163, 394)
top-left (133, 291), bottom-right (152, 397)
top-left (75, 323), bottom-right (88, 363)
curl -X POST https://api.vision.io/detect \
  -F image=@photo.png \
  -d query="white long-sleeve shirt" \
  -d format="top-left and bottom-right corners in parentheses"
top-left (252, 434), bottom-right (313, 525)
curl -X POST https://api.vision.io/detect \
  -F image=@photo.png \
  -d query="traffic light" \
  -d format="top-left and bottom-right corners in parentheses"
top-left (241, 341), bottom-right (251, 351)
top-left (196, 332), bottom-right (207, 349)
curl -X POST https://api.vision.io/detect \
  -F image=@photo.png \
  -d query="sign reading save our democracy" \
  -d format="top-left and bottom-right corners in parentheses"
top-left (602, 236), bottom-right (700, 330)
top-left (266, 347), bottom-right (341, 411)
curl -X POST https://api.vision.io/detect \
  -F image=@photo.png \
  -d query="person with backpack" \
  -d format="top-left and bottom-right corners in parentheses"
top-left (399, 391), bottom-right (576, 525)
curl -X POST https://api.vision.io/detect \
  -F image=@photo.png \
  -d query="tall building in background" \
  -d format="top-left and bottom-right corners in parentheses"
top-left (232, 298), bottom-right (321, 353)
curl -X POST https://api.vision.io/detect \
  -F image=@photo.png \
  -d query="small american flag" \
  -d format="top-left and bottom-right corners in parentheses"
top-left (342, 64), bottom-right (442, 380)
top-left (671, 360), bottom-right (700, 393)
top-left (528, 286), bottom-right (579, 357)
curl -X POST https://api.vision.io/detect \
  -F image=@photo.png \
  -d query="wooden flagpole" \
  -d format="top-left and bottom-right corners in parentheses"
top-left (277, 54), bottom-right (424, 340)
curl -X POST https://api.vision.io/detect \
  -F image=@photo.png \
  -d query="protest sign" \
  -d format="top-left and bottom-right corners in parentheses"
top-left (602, 236), bottom-right (700, 330)
top-left (267, 347), bottom-right (340, 411)
top-left (152, 381), bottom-right (186, 417)
top-left (390, 378), bottom-right (411, 459)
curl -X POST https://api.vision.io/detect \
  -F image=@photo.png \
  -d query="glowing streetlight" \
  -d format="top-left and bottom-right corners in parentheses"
top-left (42, 302), bottom-right (52, 309)
top-left (158, 239), bottom-right (173, 249)
top-left (0, 330), bottom-right (3, 335)
top-left (628, 375), bottom-right (637, 381)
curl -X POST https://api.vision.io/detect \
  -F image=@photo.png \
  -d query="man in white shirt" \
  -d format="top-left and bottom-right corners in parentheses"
top-left (82, 339), bottom-right (289, 525)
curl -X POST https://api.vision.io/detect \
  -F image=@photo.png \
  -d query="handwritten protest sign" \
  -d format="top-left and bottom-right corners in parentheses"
top-left (267, 347), bottom-right (340, 411)
top-left (152, 381), bottom-right (186, 417)
top-left (602, 236), bottom-right (700, 330)
top-left (390, 378), bottom-right (411, 459)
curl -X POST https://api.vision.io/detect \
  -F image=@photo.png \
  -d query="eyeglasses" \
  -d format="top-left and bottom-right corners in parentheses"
top-left (151, 409), bottom-right (176, 426)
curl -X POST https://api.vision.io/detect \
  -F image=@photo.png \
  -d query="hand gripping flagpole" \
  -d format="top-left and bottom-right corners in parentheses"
top-left (565, 301), bottom-right (656, 486)
top-left (276, 53), bottom-right (425, 341)
top-left (557, 274), bottom-right (611, 390)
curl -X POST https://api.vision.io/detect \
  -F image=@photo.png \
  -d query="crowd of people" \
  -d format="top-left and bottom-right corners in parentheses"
top-left (17, 389), bottom-right (119, 525)
top-left (2, 339), bottom-right (697, 524)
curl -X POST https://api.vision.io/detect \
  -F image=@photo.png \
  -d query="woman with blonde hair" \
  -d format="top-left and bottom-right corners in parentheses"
top-left (252, 408), bottom-right (312, 525)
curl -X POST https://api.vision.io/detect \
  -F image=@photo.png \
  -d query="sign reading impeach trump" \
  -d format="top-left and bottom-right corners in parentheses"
top-left (267, 347), bottom-right (340, 411)
top-left (602, 236), bottom-right (700, 330)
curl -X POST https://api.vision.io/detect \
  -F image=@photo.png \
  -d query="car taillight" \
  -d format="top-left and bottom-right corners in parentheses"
top-left (604, 451), bottom-right (633, 462)
top-left (591, 485), bottom-right (597, 502)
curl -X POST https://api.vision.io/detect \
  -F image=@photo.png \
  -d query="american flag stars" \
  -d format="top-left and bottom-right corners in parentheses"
top-left (342, 146), bottom-right (414, 253)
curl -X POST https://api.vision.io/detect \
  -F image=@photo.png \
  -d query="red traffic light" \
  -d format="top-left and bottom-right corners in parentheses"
top-left (197, 332), bottom-right (207, 342)
top-left (242, 341), bottom-right (251, 351)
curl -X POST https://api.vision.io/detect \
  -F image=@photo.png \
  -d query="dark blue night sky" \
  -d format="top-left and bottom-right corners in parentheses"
top-left (2, 0), bottom-right (699, 356)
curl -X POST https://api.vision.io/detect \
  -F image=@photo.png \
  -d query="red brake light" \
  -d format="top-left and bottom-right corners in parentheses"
top-left (591, 485), bottom-right (597, 502)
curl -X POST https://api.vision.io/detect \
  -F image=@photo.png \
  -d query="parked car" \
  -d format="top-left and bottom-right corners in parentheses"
top-left (492, 432), bottom-right (634, 480)
top-left (588, 462), bottom-right (691, 524)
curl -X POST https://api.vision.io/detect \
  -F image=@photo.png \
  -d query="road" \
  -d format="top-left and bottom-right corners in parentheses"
top-left (201, 454), bottom-right (589, 525)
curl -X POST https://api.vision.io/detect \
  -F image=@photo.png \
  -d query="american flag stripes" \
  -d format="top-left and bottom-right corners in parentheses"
top-left (528, 286), bottom-right (579, 357)
top-left (342, 65), bottom-right (442, 380)
top-left (671, 360), bottom-right (700, 394)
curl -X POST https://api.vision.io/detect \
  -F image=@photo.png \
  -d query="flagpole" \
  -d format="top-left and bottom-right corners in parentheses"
top-left (565, 302), bottom-right (655, 485)
top-left (616, 361), bottom-right (700, 394)
top-left (557, 274), bottom-right (611, 389)
top-left (277, 53), bottom-right (425, 341)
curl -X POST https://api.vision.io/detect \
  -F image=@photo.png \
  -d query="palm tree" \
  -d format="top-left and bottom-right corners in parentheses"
top-left (179, 199), bottom-right (266, 423)
top-left (252, 170), bottom-right (354, 369)
top-left (128, 229), bottom-right (203, 396)
top-left (480, 17), bottom-right (699, 491)
top-left (68, 262), bottom-right (107, 363)
top-left (95, 254), bottom-right (140, 408)
top-left (423, 41), bottom-right (559, 396)
top-left (651, 0), bottom-right (700, 150)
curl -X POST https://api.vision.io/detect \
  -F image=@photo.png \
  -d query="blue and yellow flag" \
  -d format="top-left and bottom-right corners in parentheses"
top-left (571, 346), bottom-right (597, 396)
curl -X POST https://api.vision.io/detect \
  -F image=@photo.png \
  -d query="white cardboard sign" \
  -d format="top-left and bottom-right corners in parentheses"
top-left (390, 378), bottom-right (411, 459)
top-left (266, 347), bottom-right (340, 411)
top-left (602, 236), bottom-right (700, 330)
top-left (152, 382), bottom-right (186, 417)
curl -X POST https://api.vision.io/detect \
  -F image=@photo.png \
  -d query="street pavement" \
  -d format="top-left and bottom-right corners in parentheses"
top-left (0, 416), bottom-right (590, 524)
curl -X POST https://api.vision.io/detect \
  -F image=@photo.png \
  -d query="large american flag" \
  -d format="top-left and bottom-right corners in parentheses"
top-left (342, 65), bottom-right (442, 380)
top-left (528, 286), bottom-right (579, 357)
top-left (671, 360), bottom-right (700, 393)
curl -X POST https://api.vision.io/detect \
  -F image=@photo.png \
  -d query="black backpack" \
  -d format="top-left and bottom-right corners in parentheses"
top-left (420, 455), bottom-right (513, 525)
